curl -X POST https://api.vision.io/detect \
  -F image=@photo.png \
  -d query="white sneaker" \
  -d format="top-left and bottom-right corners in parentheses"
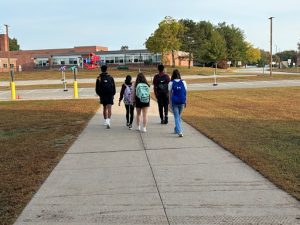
top-left (104, 120), bottom-right (108, 126)
top-left (136, 125), bottom-right (141, 131)
top-left (142, 127), bottom-right (147, 133)
top-left (106, 119), bottom-right (111, 129)
top-left (178, 133), bottom-right (183, 137)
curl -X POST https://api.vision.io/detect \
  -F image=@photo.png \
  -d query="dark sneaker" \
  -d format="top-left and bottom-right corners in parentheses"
top-left (161, 120), bottom-right (164, 124)
top-left (129, 124), bottom-right (133, 130)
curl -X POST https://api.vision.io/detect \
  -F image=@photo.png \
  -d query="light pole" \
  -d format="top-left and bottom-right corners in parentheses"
top-left (269, 17), bottom-right (274, 77)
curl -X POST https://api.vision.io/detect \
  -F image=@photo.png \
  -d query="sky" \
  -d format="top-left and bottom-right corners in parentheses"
top-left (1, 0), bottom-right (299, 52)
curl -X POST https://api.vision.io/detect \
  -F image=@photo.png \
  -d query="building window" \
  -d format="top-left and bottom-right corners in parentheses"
top-left (105, 57), bottom-right (114, 64)
top-left (3, 64), bottom-right (7, 68)
top-left (69, 58), bottom-right (78, 65)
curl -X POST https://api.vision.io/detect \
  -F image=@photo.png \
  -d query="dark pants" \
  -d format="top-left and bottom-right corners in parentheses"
top-left (125, 104), bottom-right (134, 124)
top-left (157, 94), bottom-right (169, 121)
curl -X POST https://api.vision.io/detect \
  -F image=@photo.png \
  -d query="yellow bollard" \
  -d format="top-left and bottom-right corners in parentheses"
top-left (10, 81), bottom-right (16, 100)
top-left (73, 81), bottom-right (78, 99)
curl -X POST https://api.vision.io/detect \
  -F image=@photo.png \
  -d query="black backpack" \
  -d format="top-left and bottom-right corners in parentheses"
top-left (156, 74), bottom-right (169, 95)
top-left (99, 74), bottom-right (114, 95)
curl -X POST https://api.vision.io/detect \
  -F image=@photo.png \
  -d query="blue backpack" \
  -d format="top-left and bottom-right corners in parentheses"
top-left (172, 80), bottom-right (186, 105)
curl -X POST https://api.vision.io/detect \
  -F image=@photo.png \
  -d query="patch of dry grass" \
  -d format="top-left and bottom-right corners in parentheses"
top-left (0, 100), bottom-right (99, 225)
top-left (183, 87), bottom-right (300, 200)
top-left (0, 66), bottom-right (229, 81)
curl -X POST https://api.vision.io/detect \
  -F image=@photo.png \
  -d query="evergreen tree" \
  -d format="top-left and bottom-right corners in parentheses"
top-left (9, 37), bottom-right (20, 51)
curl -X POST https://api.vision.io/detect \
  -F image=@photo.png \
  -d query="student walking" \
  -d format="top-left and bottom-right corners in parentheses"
top-left (118, 75), bottom-right (134, 129)
top-left (133, 73), bottom-right (150, 132)
top-left (95, 65), bottom-right (116, 129)
top-left (169, 69), bottom-right (187, 137)
top-left (153, 64), bottom-right (170, 124)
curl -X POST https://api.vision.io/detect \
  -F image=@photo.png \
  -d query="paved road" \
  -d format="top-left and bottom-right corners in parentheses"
top-left (14, 104), bottom-right (300, 224)
top-left (1, 79), bottom-right (300, 101)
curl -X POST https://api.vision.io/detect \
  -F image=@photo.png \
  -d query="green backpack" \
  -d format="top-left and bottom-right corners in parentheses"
top-left (136, 83), bottom-right (150, 103)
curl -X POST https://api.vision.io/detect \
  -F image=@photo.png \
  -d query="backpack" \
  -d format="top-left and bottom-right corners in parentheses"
top-left (156, 74), bottom-right (169, 95)
top-left (172, 80), bottom-right (186, 105)
top-left (136, 83), bottom-right (150, 103)
top-left (123, 84), bottom-right (133, 105)
top-left (100, 75), bottom-right (114, 95)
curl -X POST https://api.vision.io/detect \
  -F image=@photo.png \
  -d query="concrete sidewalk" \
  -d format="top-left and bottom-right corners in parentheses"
top-left (14, 102), bottom-right (300, 224)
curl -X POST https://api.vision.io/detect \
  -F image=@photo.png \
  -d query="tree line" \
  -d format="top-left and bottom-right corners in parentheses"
top-left (145, 16), bottom-right (300, 68)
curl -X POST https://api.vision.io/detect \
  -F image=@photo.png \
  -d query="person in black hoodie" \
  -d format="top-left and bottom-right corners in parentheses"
top-left (153, 64), bottom-right (170, 124)
top-left (118, 75), bottom-right (134, 129)
top-left (95, 65), bottom-right (116, 128)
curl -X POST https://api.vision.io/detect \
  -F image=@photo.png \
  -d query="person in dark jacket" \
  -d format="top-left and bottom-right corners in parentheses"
top-left (153, 64), bottom-right (170, 124)
top-left (118, 75), bottom-right (134, 129)
top-left (95, 65), bottom-right (116, 128)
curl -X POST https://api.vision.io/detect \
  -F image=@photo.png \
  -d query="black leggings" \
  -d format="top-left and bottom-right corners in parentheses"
top-left (125, 104), bottom-right (134, 124)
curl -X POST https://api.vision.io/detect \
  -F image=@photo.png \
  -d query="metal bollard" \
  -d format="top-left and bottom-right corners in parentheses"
top-left (10, 81), bottom-right (16, 100)
top-left (73, 67), bottom-right (78, 98)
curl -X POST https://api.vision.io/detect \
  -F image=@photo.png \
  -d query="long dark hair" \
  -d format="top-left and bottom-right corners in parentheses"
top-left (135, 73), bottom-right (149, 87)
top-left (125, 75), bottom-right (132, 85)
top-left (171, 69), bottom-right (181, 80)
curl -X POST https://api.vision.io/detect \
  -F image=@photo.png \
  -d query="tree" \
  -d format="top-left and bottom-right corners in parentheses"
top-left (257, 49), bottom-right (269, 67)
top-left (120, 45), bottom-right (128, 51)
top-left (9, 37), bottom-right (20, 51)
top-left (245, 43), bottom-right (261, 64)
top-left (276, 50), bottom-right (297, 64)
top-left (217, 22), bottom-right (247, 66)
top-left (120, 46), bottom-right (129, 65)
top-left (203, 29), bottom-right (227, 67)
top-left (145, 16), bottom-right (184, 67)
top-left (178, 19), bottom-right (196, 68)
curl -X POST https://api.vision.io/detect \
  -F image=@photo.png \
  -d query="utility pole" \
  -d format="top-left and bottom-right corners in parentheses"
top-left (269, 17), bottom-right (274, 77)
top-left (4, 24), bottom-right (16, 100)
top-left (4, 24), bottom-right (12, 79)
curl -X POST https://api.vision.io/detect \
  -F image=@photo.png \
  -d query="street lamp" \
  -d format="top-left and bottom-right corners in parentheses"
top-left (269, 17), bottom-right (274, 77)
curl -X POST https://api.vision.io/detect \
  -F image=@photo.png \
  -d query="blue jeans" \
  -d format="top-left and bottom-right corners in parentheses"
top-left (172, 104), bottom-right (185, 134)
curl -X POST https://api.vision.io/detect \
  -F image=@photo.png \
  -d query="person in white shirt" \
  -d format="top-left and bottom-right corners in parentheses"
top-left (168, 69), bottom-right (187, 137)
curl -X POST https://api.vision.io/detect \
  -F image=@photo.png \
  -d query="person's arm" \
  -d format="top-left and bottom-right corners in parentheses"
top-left (95, 77), bottom-right (101, 96)
top-left (119, 84), bottom-right (125, 101)
top-left (183, 80), bottom-right (187, 91)
top-left (118, 84), bottom-right (125, 106)
top-left (132, 82), bottom-right (136, 104)
top-left (168, 81), bottom-right (172, 107)
top-left (153, 75), bottom-right (158, 97)
top-left (112, 77), bottom-right (116, 96)
top-left (183, 80), bottom-right (187, 108)
top-left (166, 74), bottom-right (171, 83)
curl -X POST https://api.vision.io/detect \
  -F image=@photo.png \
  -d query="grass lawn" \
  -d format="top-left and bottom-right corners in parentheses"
top-left (0, 66), bottom-right (228, 81)
top-left (183, 87), bottom-right (300, 200)
top-left (274, 68), bottom-right (300, 73)
top-left (0, 99), bottom-right (99, 225)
